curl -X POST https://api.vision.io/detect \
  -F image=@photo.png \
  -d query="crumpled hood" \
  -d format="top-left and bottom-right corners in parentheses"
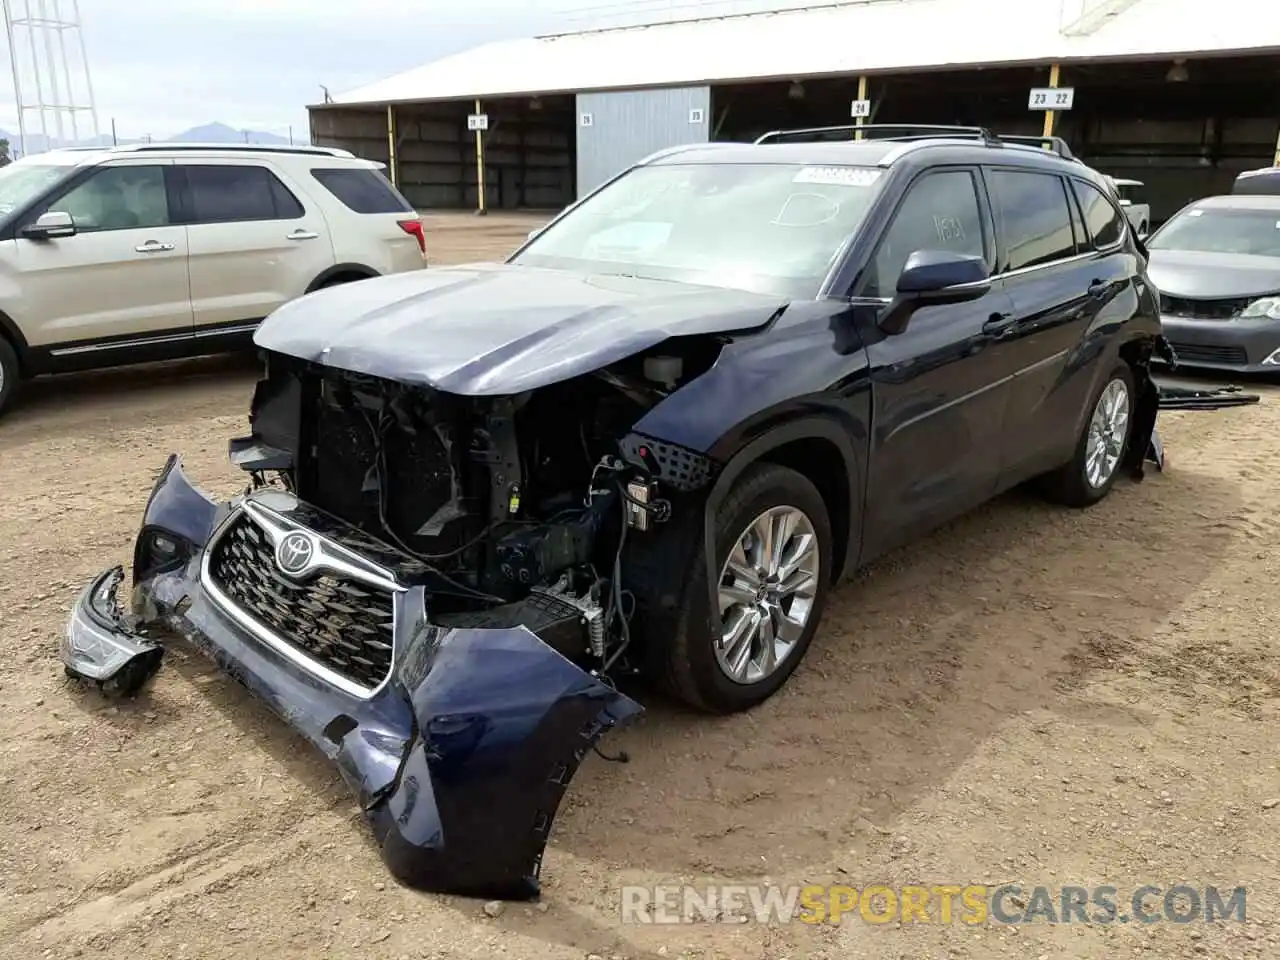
top-left (1146, 249), bottom-right (1280, 300)
top-left (254, 262), bottom-right (788, 394)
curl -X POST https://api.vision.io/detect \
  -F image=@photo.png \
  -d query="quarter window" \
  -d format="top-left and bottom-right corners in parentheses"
top-left (861, 170), bottom-right (987, 299)
top-left (184, 164), bottom-right (304, 223)
top-left (310, 167), bottom-right (412, 214)
top-left (1072, 179), bottom-right (1125, 248)
top-left (49, 165), bottom-right (170, 232)
top-left (988, 170), bottom-right (1076, 271)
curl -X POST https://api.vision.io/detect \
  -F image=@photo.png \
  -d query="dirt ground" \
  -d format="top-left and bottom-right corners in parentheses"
top-left (1, 212), bottom-right (1278, 960)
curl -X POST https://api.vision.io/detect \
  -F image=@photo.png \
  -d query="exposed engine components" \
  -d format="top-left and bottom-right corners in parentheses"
top-left (642, 355), bottom-right (684, 391)
top-left (493, 511), bottom-right (598, 586)
top-left (533, 574), bottom-right (607, 658)
top-left (624, 478), bottom-right (658, 531)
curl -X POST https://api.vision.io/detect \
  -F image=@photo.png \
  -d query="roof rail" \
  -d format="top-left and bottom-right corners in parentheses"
top-left (113, 142), bottom-right (354, 158)
top-left (754, 123), bottom-right (1002, 146)
top-left (993, 134), bottom-right (1077, 161)
top-left (752, 123), bottom-right (1078, 161)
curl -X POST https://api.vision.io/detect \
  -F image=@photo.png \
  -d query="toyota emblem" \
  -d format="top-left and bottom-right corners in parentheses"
top-left (275, 531), bottom-right (316, 577)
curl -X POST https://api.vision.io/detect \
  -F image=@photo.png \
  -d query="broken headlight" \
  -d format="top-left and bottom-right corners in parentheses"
top-left (63, 566), bottom-right (161, 690)
top-left (132, 526), bottom-right (196, 582)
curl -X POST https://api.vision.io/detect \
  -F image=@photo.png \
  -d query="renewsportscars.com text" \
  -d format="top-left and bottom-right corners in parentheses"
top-left (620, 883), bottom-right (1247, 925)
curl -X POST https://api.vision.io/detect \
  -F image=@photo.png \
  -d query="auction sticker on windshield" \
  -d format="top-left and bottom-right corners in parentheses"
top-left (793, 167), bottom-right (883, 187)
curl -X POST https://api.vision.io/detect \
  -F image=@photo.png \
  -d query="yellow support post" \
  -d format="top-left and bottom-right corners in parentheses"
top-left (474, 98), bottom-right (487, 216)
top-left (385, 104), bottom-right (398, 188)
top-left (855, 75), bottom-right (868, 141)
top-left (1042, 63), bottom-right (1061, 140)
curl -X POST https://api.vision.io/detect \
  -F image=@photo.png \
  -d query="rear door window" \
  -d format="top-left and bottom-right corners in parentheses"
top-left (310, 167), bottom-right (413, 214)
top-left (987, 169), bottom-right (1076, 271)
top-left (183, 164), bottom-right (304, 223)
top-left (1071, 179), bottom-right (1125, 248)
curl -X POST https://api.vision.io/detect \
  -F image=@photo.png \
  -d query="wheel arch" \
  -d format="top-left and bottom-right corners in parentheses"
top-left (0, 307), bottom-right (31, 375)
top-left (700, 417), bottom-right (863, 626)
top-left (305, 263), bottom-right (380, 293)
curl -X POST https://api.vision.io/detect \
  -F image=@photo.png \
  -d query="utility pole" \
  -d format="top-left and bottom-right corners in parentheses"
top-left (110, 115), bottom-right (116, 144)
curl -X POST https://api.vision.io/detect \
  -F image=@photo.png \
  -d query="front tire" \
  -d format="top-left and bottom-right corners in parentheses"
top-left (658, 462), bottom-right (833, 714)
top-left (1042, 363), bottom-right (1135, 507)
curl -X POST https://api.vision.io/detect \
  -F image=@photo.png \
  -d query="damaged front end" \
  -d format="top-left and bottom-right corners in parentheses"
top-left (61, 344), bottom-right (725, 898)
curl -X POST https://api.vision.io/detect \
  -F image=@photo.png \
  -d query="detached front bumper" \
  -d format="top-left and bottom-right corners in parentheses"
top-left (62, 455), bottom-right (642, 900)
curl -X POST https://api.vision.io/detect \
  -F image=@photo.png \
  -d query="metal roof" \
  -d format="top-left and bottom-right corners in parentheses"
top-left (326, 0), bottom-right (1280, 108)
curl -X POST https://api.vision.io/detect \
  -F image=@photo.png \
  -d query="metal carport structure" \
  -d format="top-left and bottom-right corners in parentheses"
top-left (307, 0), bottom-right (1280, 218)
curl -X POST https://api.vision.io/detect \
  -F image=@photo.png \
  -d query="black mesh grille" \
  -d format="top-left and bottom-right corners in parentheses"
top-left (207, 513), bottom-right (395, 690)
top-left (1160, 294), bottom-right (1252, 321)
top-left (1165, 341), bottom-right (1248, 366)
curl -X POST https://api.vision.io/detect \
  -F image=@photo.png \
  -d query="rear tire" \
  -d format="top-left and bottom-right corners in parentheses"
top-left (657, 462), bottom-right (832, 714)
top-left (1041, 363), bottom-right (1135, 508)
top-left (0, 336), bottom-right (20, 420)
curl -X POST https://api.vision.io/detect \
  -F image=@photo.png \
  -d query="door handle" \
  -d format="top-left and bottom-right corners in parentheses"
top-left (134, 240), bottom-right (175, 253)
top-left (983, 311), bottom-right (1016, 336)
top-left (287, 229), bottom-right (319, 241)
top-left (1087, 279), bottom-right (1110, 300)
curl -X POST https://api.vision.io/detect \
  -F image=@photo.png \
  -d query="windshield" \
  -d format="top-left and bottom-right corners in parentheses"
top-left (1149, 207), bottom-right (1280, 257)
top-left (0, 164), bottom-right (70, 216)
top-left (512, 161), bottom-right (886, 297)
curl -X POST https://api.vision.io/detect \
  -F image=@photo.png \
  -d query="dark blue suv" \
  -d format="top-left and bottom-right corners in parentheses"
top-left (63, 124), bottom-right (1165, 900)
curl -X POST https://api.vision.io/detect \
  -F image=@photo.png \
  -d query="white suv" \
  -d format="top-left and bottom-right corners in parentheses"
top-left (0, 142), bottom-right (428, 417)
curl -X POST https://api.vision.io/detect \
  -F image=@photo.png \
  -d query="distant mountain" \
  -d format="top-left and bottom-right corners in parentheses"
top-left (169, 122), bottom-right (290, 145)
top-left (0, 121), bottom-right (293, 156)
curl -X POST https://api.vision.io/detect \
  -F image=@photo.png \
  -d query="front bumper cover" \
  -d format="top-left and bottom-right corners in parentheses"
top-left (61, 456), bottom-right (642, 900)
top-left (1157, 315), bottom-right (1280, 373)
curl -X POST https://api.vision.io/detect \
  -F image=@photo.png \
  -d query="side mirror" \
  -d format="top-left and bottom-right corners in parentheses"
top-left (22, 210), bottom-right (76, 240)
top-left (880, 250), bottom-right (992, 335)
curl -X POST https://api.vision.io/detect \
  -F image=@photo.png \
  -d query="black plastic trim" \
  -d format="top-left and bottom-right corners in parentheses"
top-left (306, 263), bottom-right (380, 292)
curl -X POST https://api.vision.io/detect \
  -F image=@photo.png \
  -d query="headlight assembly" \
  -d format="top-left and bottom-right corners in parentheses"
top-left (1240, 296), bottom-right (1280, 320)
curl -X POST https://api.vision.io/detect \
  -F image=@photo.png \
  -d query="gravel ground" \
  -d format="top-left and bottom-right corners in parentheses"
top-left (1, 213), bottom-right (1277, 960)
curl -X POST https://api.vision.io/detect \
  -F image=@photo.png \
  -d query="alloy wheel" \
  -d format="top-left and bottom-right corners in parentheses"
top-left (714, 505), bottom-right (821, 685)
top-left (1085, 378), bottom-right (1131, 489)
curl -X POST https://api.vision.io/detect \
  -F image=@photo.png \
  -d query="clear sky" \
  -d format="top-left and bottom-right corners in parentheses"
top-left (0, 0), bottom-right (664, 141)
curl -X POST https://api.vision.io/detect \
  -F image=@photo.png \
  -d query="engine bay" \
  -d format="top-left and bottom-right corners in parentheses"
top-left (228, 343), bottom-right (721, 670)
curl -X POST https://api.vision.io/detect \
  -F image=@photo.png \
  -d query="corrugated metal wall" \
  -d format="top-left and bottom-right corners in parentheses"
top-left (575, 86), bottom-right (711, 198)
